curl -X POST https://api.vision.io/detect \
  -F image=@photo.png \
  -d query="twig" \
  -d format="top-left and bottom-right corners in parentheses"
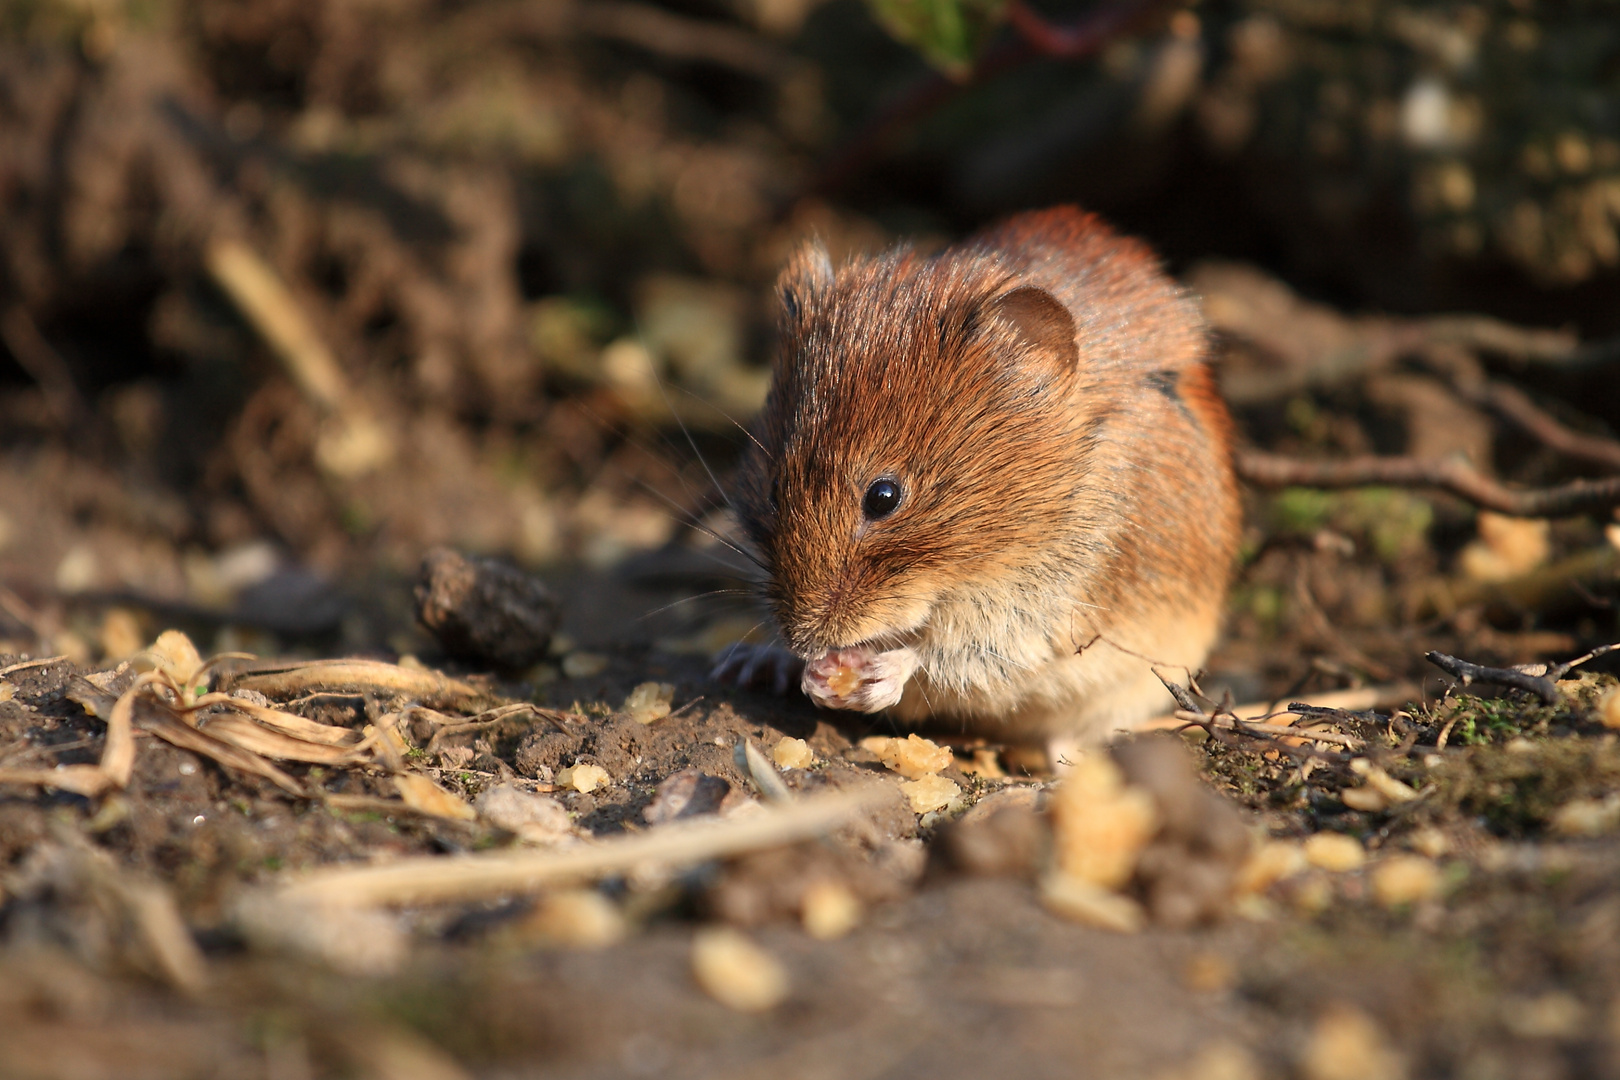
top-left (1543, 642), bottom-right (1620, 680)
top-left (1236, 448), bottom-right (1620, 518)
top-left (1141, 683), bottom-right (1415, 731)
top-left (0, 655), bottom-right (68, 680)
top-left (1424, 651), bottom-right (1558, 704)
top-left (1421, 315), bottom-right (1620, 369)
top-left (1443, 370), bottom-right (1620, 473)
top-left (1172, 711), bottom-right (1365, 749)
top-left (205, 237), bottom-right (392, 479)
top-left (273, 786), bottom-right (887, 908)
top-left (421, 703), bottom-right (568, 754)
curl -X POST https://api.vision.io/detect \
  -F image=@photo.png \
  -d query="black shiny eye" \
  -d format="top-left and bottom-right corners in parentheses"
top-left (862, 478), bottom-right (902, 520)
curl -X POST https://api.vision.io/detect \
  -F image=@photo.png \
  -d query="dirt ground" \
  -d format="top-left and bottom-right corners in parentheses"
top-left (4, 1), bottom-right (1620, 1078)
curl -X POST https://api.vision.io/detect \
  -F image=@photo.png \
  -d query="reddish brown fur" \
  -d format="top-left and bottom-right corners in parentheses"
top-left (736, 207), bottom-right (1242, 737)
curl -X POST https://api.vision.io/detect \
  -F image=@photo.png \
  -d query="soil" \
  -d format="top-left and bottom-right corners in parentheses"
top-left (3, 1), bottom-right (1620, 1077)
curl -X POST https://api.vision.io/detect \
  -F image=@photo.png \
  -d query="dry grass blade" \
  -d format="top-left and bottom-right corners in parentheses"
top-left (194, 714), bottom-right (367, 765)
top-left (418, 703), bottom-right (566, 753)
top-left (227, 659), bottom-right (492, 711)
top-left (393, 774), bottom-right (478, 821)
top-left (191, 696), bottom-right (364, 747)
top-left (0, 676), bottom-right (136, 797)
top-left (275, 787), bottom-right (887, 908)
top-left (0, 655), bottom-right (68, 680)
top-left (135, 698), bottom-right (307, 796)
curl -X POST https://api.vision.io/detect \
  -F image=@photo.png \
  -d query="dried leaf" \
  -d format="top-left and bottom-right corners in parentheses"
top-left (394, 774), bottom-right (478, 821)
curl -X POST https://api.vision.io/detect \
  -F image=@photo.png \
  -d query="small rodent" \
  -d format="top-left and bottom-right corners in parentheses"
top-left (718, 206), bottom-right (1241, 747)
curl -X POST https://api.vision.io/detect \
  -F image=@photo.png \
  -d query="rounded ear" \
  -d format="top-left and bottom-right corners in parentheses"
top-left (982, 285), bottom-right (1079, 375)
top-left (777, 239), bottom-right (834, 320)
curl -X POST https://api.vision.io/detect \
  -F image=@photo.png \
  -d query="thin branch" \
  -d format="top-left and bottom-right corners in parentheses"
top-left (274, 786), bottom-right (888, 908)
top-left (1236, 448), bottom-right (1620, 518)
top-left (1424, 651), bottom-right (1558, 704)
top-left (1446, 373), bottom-right (1620, 473)
top-left (1421, 315), bottom-right (1620, 370)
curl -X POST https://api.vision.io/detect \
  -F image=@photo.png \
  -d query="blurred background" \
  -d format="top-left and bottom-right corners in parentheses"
top-left (3, 0), bottom-right (1620, 668)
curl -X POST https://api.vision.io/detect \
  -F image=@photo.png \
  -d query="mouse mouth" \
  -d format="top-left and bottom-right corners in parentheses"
top-left (798, 637), bottom-right (922, 714)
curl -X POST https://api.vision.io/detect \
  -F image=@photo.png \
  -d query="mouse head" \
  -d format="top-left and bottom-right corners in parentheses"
top-left (736, 240), bottom-right (1101, 659)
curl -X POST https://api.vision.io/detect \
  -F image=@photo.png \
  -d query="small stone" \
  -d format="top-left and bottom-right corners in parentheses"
top-left (860, 734), bottom-right (953, 778)
top-left (414, 548), bottom-right (558, 669)
top-left (643, 769), bottom-right (730, 824)
top-left (557, 763), bottom-right (609, 793)
top-left (1303, 833), bottom-right (1366, 872)
top-left (800, 879), bottom-right (862, 940)
top-left (474, 785), bottom-right (574, 844)
top-left (772, 737), bottom-right (814, 770)
top-left (561, 652), bottom-right (608, 678)
top-left (691, 927), bottom-right (789, 1012)
top-left (1370, 855), bottom-right (1442, 907)
top-left (623, 681), bottom-right (675, 724)
top-left (899, 774), bottom-right (960, 814)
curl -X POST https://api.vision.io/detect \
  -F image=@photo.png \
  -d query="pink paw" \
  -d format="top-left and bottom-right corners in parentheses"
top-left (801, 646), bottom-right (919, 713)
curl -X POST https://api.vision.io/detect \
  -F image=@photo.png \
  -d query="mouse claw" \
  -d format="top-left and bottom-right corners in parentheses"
top-left (710, 643), bottom-right (805, 697)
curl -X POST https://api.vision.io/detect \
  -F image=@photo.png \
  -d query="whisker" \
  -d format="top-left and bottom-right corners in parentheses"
top-left (665, 381), bottom-right (768, 457)
top-left (632, 320), bottom-right (743, 523)
top-left (634, 589), bottom-right (763, 623)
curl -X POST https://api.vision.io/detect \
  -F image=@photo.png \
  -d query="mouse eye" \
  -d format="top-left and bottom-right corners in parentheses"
top-left (862, 478), bottom-right (902, 520)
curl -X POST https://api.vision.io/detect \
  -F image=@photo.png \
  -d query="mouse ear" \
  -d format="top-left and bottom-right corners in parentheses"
top-left (981, 285), bottom-right (1079, 375)
top-left (777, 239), bottom-right (834, 321)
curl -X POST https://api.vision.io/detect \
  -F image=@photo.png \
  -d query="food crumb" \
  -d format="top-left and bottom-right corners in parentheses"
top-left (520, 889), bottom-right (626, 948)
top-left (1038, 872), bottom-right (1145, 933)
top-left (561, 652), bottom-right (608, 678)
top-left (1303, 833), bottom-right (1365, 872)
top-left (623, 681), bottom-right (675, 724)
top-left (860, 734), bottom-right (953, 778)
top-left (800, 879), bottom-right (862, 940)
top-left (899, 774), bottom-right (960, 814)
top-left (1049, 755), bottom-right (1158, 889)
top-left (772, 737), bottom-right (814, 770)
top-left (557, 763), bottom-right (609, 793)
top-left (1299, 1004), bottom-right (1406, 1080)
top-left (1370, 855), bottom-right (1441, 907)
top-left (691, 927), bottom-right (789, 1012)
top-left (1235, 840), bottom-right (1307, 895)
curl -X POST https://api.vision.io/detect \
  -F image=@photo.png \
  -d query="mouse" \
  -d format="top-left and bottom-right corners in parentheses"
top-left (713, 206), bottom-right (1241, 750)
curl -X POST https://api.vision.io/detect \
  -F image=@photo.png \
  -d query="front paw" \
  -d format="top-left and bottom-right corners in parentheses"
top-left (801, 646), bottom-right (919, 713)
top-left (710, 643), bottom-right (805, 696)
